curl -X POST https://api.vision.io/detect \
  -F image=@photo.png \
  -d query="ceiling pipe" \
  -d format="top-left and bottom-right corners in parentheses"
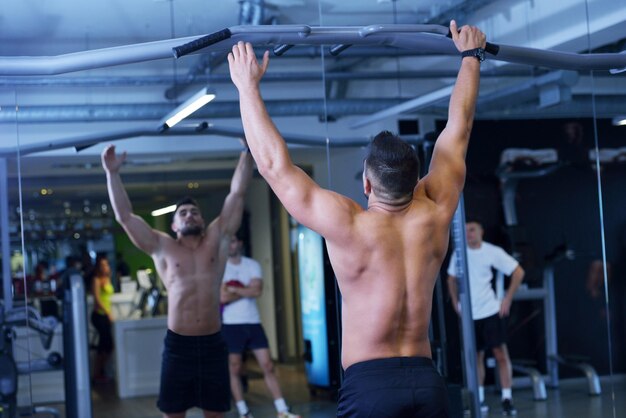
top-left (418, 70), bottom-right (581, 114)
top-left (417, 96), bottom-right (626, 119)
top-left (475, 70), bottom-right (579, 111)
top-left (0, 68), bottom-right (539, 87)
top-left (0, 122), bottom-right (387, 159)
top-left (0, 99), bottom-right (404, 123)
top-left (351, 85), bottom-right (454, 129)
top-left (2, 93), bottom-right (624, 125)
top-left (474, 96), bottom-right (626, 119)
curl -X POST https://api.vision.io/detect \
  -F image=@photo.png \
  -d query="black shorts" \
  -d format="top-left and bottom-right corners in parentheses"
top-left (337, 357), bottom-right (450, 418)
top-left (221, 323), bottom-right (269, 354)
top-left (157, 330), bottom-right (231, 414)
top-left (474, 313), bottom-right (507, 351)
top-left (90, 311), bottom-right (113, 354)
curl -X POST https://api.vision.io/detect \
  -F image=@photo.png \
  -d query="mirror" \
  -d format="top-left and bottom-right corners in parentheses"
top-left (3, 0), bottom-right (625, 417)
top-left (7, 0), bottom-right (333, 416)
top-left (588, 0), bottom-right (626, 415)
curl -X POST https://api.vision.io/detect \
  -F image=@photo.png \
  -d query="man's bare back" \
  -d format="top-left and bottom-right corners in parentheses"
top-left (229, 19), bottom-right (485, 416)
top-left (327, 184), bottom-right (452, 368)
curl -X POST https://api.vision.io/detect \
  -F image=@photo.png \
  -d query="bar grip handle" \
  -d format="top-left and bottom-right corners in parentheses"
top-left (173, 28), bottom-right (232, 59)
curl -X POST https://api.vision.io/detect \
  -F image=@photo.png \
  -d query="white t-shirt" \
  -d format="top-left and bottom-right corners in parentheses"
top-left (221, 256), bottom-right (262, 324)
top-left (447, 241), bottom-right (519, 320)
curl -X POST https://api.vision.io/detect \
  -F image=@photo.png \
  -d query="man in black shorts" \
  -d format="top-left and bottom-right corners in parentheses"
top-left (102, 144), bottom-right (253, 418)
top-left (229, 19), bottom-right (486, 417)
top-left (447, 220), bottom-right (525, 416)
top-left (220, 234), bottom-right (300, 418)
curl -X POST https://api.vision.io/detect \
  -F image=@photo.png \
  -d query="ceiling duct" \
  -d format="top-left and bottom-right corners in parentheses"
top-left (0, 99), bottom-right (405, 124)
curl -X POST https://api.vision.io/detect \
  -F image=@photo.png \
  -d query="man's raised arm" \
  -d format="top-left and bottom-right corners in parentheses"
top-left (218, 149), bottom-right (253, 236)
top-left (423, 20), bottom-right (485, 212)
top-left (228, 41), bottom-right (358, 240)
top-left (101, 145), bottom-right (161, 254)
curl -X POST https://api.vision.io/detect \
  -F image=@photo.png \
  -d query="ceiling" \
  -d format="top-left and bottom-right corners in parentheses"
top-left (1, 0), bottom-right (626, 224)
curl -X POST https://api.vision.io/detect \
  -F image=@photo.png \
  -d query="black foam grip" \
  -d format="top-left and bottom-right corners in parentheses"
top-left (485, 42), bottom-right (499, 56)
top-left (172, 28), bottom-right (232, 58)
top-left (446, 30), bottom-right (500, 56)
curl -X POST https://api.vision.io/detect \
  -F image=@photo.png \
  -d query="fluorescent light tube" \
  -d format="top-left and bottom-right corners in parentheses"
top-left (612, 116), bottom-right (626, 126)
top-left (161, 87), bottom-right (215, 128)
top-left (151, 204), bottom-right (177, 217)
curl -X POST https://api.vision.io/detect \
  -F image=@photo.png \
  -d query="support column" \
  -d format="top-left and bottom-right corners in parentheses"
top-left (452, 196), bottom-right (481, 417)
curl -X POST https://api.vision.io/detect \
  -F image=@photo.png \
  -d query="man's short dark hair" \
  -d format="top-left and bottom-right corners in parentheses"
top-left (465, 218), bottom-right (483, 226)
top-left (364, 131), bottom-right (420, 200)
top-left (174, 196), bottom-right (200, 216)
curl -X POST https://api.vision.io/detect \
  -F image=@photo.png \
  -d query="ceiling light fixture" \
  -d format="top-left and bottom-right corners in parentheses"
top-left (151, 204), bottom-right (177, 217)
top-left (612, 116), bottom-right (626, 126)
top-left (160, 87), bottom-right (215, 129)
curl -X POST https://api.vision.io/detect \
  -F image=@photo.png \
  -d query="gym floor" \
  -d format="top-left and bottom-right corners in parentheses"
top-left (47, 362), bottom-right (626, 417)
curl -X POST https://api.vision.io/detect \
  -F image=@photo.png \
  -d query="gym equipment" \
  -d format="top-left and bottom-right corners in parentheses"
top-left (61, 271), bottom-right (94, 417)
top-left (496, 153), bottom-right (602, 397)
top-left (0, 304), bottom-right (61, 417)
top-left (130, 270), bottom-right (166, 318)
top-left (0, 269), bottom-right (93, 418)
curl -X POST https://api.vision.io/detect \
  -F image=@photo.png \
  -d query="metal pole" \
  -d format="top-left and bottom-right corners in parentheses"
top-left (451, 196), bottom-right (481, 417)
top-left (0, 158), bottom-right (12, 311)
top-left (544, 264), bottom-right (559, 387)
top-left (63, 272), bottom-right (93, 418)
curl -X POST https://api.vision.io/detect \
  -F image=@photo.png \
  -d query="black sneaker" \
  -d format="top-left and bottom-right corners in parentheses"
top-left (502, 399), bottom-right (517, 416)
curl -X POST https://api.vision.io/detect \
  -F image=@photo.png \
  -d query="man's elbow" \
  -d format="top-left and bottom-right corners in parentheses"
top-left (256, 160), bottom-right (285, 185)
top-left (256, 159), bottom-right (275, 178)
top-left (115, 212), bottom-right (130, 225)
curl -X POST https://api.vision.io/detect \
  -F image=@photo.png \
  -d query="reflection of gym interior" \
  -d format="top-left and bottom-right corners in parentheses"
top-left (1, 1), bottom-right (626, 417)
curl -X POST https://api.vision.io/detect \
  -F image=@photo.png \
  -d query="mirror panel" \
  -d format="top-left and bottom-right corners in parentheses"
top-left (4, 0), bottom-right (625, 416)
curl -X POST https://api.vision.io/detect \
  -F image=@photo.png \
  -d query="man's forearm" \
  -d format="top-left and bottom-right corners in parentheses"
top-left (447, 58), bottom-right (480, 140)
top-left (106, 171), bottom-right (133, 223)
top-left (230, 151), bottom-right (253, 196)
top-left (221, 290), bottom-right (242, 304)
top-left (233, 286), bottom-right (261, 298)
top-left (505, 267), bottom-right (525, 300)
top-left (238, 87), bottom-right (292, 178)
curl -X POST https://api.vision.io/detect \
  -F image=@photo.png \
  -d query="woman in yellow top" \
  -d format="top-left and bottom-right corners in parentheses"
top-left (91, 254), bottom-right (115, 382)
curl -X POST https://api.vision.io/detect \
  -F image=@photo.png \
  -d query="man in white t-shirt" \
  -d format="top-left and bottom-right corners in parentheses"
top-left (447, 220), bottom-right (525, 416)
top-left (220, 234), bottom-right (300, 418)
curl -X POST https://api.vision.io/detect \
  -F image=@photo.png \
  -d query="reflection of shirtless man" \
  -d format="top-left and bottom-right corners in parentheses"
top-left (228, 20), bottom-right (485, 417)
top-left (102, 145), bottom-right (253, 418)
